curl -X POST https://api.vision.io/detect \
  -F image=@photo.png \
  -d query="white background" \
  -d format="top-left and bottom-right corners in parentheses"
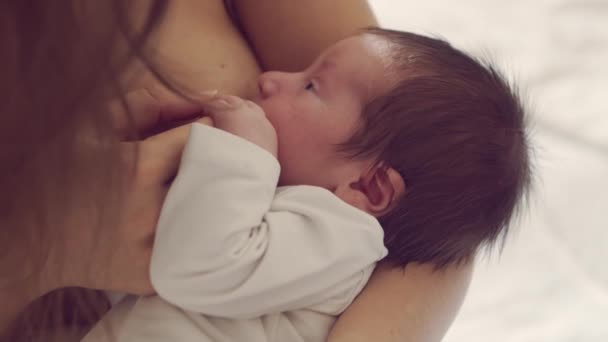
top-left (369, 1), bottom-right (608, 341)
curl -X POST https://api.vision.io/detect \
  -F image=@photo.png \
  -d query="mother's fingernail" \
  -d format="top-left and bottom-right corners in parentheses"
top-left (197, 89), bottom-right (219, 100)
top-left (205, 98), bottom-right (230, 108)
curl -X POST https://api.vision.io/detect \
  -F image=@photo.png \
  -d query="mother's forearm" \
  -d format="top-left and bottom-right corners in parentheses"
top-left (327, 261), bottom-right (473, 342)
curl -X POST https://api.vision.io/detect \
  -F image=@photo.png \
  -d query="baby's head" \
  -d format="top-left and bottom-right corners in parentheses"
top-left (256, 28), bottom-right (531, 267)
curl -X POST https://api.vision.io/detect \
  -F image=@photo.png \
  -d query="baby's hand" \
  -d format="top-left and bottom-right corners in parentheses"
top-left (203, 95), bottom-right (278, 157)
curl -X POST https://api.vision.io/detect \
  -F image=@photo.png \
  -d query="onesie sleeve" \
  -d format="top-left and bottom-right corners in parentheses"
top-left (150, 123), bottom-right (387, 318)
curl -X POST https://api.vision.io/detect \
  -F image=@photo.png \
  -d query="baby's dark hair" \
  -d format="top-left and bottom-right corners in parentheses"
top-left (338, 28), bottom-right (532, 268)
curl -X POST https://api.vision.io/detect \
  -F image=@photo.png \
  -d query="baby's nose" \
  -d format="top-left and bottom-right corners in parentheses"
top-left (258, 73), bottom-right (279, 99)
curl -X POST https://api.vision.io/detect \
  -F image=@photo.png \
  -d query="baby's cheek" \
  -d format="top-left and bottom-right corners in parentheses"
top-left (260, 104), bottom-right (285, 130)
top-left (276, 140), bottom-right (312, 185)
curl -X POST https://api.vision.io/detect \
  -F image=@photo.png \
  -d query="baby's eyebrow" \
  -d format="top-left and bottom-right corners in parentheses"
top-left (319, 59), bottom-right (336, 72)
top-left (315, 57), bottom-right (339, 81)
top-left (312, 63), bottom-right (336, 95)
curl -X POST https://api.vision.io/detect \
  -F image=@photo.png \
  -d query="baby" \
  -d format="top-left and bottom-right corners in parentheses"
top-left (86, 28), bottom-right (531, 341)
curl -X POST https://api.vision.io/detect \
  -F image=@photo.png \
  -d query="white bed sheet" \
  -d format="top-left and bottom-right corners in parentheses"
top-left (369, 1), bottom-right (608, 340)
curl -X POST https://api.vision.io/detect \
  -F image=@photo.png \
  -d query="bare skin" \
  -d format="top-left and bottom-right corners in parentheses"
top-left (131, 1), bottom-right (473, 341)
top-left (1, 1), bottom-right (472, 341)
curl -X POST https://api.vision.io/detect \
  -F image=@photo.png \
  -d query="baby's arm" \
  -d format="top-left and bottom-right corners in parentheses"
top-left (150, 97), bottom-right (386, 318)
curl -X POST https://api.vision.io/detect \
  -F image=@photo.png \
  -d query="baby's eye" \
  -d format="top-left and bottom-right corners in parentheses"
top-left (305, 81), bottom-right (316, 92)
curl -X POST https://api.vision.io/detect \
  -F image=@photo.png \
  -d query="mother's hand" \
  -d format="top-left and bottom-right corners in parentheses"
top-left (54, 89), bottom-right (214, 296)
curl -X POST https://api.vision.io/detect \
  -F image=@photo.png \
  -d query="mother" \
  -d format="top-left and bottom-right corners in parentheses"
top-left (0, 1), bottom-right (472, 341)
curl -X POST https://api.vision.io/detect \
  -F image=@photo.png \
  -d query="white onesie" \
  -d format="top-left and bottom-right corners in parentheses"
top-left (84, 123), bottom-right (387, 342)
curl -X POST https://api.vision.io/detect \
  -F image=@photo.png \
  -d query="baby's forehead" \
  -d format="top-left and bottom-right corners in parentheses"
top-left (323, 34), bottom-right (391, 59)
top-left (321, 36), bottom-right (396, 79)
top-left (315, 37), bottom-right (395, 104)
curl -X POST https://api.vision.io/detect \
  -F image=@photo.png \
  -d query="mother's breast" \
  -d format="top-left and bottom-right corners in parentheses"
top-left (125, 0), bottom-right (262, 99)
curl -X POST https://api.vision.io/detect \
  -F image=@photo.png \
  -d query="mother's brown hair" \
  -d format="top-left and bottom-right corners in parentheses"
top-left (1, 1), bottom-right (172, 340)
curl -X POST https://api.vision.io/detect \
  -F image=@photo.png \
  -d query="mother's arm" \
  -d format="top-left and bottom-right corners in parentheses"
top-left (232, 1), bottom-right (473, 340)
top-left (328, 262), bottom-right (473, 342)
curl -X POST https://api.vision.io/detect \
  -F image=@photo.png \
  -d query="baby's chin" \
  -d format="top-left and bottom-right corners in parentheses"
top-left (252, 99), bottom-right (274, 121)
top-left (251, 96), bottom-right (264, 107)
top-left (277, 169), bottom-right (291, 187)
top-left (277, 170), bottom-right (300, 187)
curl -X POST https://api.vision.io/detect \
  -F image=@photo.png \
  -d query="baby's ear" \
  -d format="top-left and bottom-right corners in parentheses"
top-left (334, 165), bottom-right (405, 217)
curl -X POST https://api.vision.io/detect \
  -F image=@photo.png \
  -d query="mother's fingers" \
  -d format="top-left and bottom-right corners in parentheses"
top-left (138, 117), bottom-right (215, 183)
top-left (111, 87), bottom-right (215, 139)
top-left (96, 119), bottom-right (215, 294)
top-left (140, 124), bottom-right (191, 184)
top-left (196, 116), bottom-right (215, 127)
